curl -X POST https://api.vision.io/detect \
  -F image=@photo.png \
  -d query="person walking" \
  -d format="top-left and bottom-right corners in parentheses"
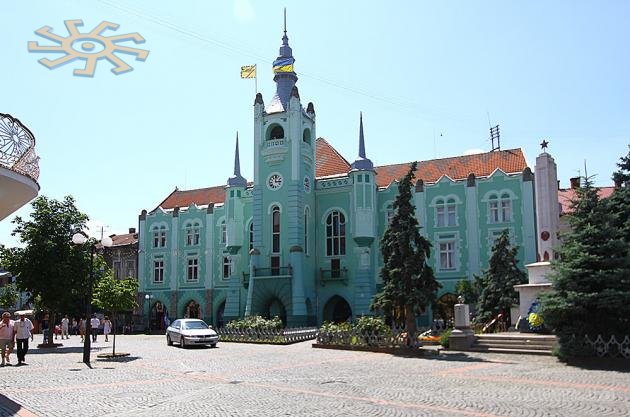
top-left (79, 317), bottom-right (86, 342)
top-left (72, 318), bottom-right (78, 336)
top-left (61, 315), bottom-right (70, 339)
top-left (14, 313), bottom-right (33, 365)
top-left (41, 313), bottom-right (50, 344)
top-left (103, 316), bottom-right (112, 342)
top-left (90, 314), bottom-right (100, 342)
top-left (0, 312), bottom-right (15, 366)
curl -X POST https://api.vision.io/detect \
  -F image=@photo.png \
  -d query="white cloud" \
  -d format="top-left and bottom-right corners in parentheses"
top-left (463, 148), bottom-right (485, 156)
top-left (233, 0), bottom-right (255, 23)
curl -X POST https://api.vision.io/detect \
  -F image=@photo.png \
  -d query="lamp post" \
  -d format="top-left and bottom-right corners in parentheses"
top-left (72, 232), bottom-right (112, 365)
top-left (144, 293), bottom-right (154, 334)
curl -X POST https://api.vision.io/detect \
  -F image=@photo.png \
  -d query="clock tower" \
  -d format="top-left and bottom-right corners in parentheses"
top-left (246, 18), bottom-right (316, 326)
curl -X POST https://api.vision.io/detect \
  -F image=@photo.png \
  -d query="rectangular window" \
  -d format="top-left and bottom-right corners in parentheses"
top-left (153, 232), bottom-right (159, 248)
top-left (439, 241), bottom-right (456, 271)
top-left (125, 260), bottom-right (135, 278)
top-left (357, 175), bottom-right (363, 183)
top-left (489, 201), bottom-right (499, 223)
top-left (187, 258), bottom-right (199, 282)
top-left (501, 200), bottom-right (511, 222)
top-left (365, 175), bottom-right (370, 183)
top-left (436, 206), bottom-right (446, 227)
top-left (112, 261), bottom-right (121, 279)
top-left (447, 204), bottom-right (456, 226)
top-left (271, 256), bottom-right (280, 276)
top-left (159, 231), bottom-right (166, 247)
top-left (222, 257), bottom-right (231, 279)
top-left (331, 258), bottom-right (341, 278)
top-left (153, 260), bottom-right (164, 283)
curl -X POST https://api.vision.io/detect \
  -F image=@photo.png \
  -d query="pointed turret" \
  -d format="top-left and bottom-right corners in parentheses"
top-left (227, 133), bottom-right (247, 187)
top-left (351, 112), bottom-right (374, 171)
top-left (267, 9), bottom-right (298, 113)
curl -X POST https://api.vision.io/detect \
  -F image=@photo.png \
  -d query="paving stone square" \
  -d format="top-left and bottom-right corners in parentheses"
top-left (0, 335), bottom-right (628, 417)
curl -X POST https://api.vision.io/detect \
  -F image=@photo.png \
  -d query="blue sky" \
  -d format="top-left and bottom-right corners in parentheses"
top-left (1, 0), bottom-right (629, 247)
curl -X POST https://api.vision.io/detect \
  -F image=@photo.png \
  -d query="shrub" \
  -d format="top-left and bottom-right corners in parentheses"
top-left (319, 321), bottom-right (352, 333)
top-left (354, 316), bottom-right (390, 336)
top-left (226, 315), bottom-right (283, 331)
top-left (440, 329), bottom-right (452, 348)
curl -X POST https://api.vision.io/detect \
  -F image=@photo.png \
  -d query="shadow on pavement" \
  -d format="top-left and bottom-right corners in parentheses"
top-left (564, 357), bottom-right (630, 372)
top-left (29, 346), bottom-right (104, 355)
top-left (95, 355), bottom-right (142, 363)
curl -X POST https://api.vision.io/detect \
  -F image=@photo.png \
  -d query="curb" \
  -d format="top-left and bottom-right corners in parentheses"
top-left (0, 393), bottom-right (38, 417)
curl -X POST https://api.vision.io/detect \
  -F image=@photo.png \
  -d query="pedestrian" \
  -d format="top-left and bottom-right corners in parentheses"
top-left (14, 312), bottom-right (33, 365)
top-left (90, 314), bottom-right (100, 342)
top-left (41, 313), bottom-right (50, 344)
top-left (72, 318), bottom-right (78, 335)
top-left (79, 317), bottom-right (86, 342)
top-left (61, 315), bottom-right (70, 339)
top-left (0, 312), bottom-right (15, 366)
top-left (103, 316), bottom-right (112, 342)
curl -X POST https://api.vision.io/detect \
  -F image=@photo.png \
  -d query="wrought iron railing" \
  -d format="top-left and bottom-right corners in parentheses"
top-left (583, 335), bottom-right (630, 358)
top-left (253, 266), bottom-right (292, 277)
top-left (320, 267), bottom-right (348, 285)
top-left (217, 327), bottom-right (318, 344)
top-left (316, 326), bottom-right (423, 349)
top-left (0, 113), bottom-right (40, 182)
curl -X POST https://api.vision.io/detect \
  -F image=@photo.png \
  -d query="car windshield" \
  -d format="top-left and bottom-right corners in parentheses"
top-left (182, 321), bottom-right (208, 330)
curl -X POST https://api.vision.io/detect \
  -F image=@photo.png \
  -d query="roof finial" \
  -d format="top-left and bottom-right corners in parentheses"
top-left (228, 132), bottom-right (247, 187)
top-left (540, 139), bottom-right (549, 151)
top-left (351, 112), bottom-right (374, 171)
top-left (284, 8), bottom-right (287, 36)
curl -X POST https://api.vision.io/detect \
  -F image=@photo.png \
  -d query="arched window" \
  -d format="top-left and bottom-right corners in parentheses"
top-left (269, 125), bottom-right (284, 140)
top-left (271, 206), bottom-right (280, 253)
top-left (500, 193), bottom-right (512, 222)
top-left (302, 128), bottom-right (311, 144)
top-left (488, 195), bottom-right (499, 223)
top-left (153, 225), bottom-right (167, 248)
top-left (326, 211), bottom-right (346, 256)
top-left (220, 220), bottom-right (227, 244)
top-left (446, 198), bottom-right (457, 226)
top-left (435, 199), bottom-right (445, 227)
top-left (185, 222), bottom-right (201, 246)
top-left (304, 207), bottom-right (309, 254)
top-left (249, 222), bottom-right (254, 251)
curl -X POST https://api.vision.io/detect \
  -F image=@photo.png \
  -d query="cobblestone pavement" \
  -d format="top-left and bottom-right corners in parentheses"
top-left (0, 335), bottom-right (628, 417)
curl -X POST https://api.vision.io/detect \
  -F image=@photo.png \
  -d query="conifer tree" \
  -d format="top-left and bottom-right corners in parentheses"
top-left (475, 229), bottom-right (526, 325)
top-left (371, 162), bottom-right (441, 338)
top-left (541, 150), bottom-right (630, 358)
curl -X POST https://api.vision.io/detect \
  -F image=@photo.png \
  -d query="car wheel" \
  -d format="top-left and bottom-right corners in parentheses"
top-left (167, 334), bottom-right (173, 346)
top-left (210, 343), bottom-right (217, 348)
top-left (180, 336), bottom-right (186, 348)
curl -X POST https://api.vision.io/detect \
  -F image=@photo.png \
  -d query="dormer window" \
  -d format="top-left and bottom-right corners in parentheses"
top-left (270, 125), bottom-right (284, 140)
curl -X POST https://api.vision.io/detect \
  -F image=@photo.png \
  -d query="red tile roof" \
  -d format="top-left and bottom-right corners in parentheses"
top-left (315, 137), bottom-right (351, 177)
top-left (374, 149), bottom-right (527, 188)
top-left (158, 186), bottom-right (226, 210)
top-left (558, 186), bottom-right (616, 215)
top-left (110, 232), bottom-right (138, 247)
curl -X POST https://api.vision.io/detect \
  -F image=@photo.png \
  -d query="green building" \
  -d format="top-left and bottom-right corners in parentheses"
top-left (138, 26), bottom-right (535, 329)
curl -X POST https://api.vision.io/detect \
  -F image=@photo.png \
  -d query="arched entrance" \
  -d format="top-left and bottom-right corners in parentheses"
top-left (216, 301), bottom-right (226, 328)
top-left (432, 293), bottom-right (458, 326)
top-left (183, 300), bottom-right (201, 319)
top-left (322, 295), bottom-right (352, 323)
top-left (264, 297), bottom-right (287, 325)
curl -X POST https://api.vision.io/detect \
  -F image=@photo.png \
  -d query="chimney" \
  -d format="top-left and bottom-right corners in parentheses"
top-left (569, 177), bottom-right (580, 189)
top-left (129, 227), bottom-right (136, 234)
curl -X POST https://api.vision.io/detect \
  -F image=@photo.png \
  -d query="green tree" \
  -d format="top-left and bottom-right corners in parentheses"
top-left (541, 152), bottom-right (630, 359)
top-left (0, 283), bottom-right (19, 310)
top-left (455, 279), bottom-right (479, 307)
top-left (0, 196), bottom-right (90, 344)
top-left (92, 275), bottom-right (138, 356)
top-left (475, 229), bottom-right (526, 325)
top-left (371, 162), bottom-right (441, 338)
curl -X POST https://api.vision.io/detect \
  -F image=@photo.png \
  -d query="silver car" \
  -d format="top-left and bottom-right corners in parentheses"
top-left (166, 319), bottom-right (219, 348)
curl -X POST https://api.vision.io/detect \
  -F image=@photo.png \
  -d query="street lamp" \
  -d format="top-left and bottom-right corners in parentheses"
top-left (72, 232), bottom-right (113, 365)
top-left (144, 293), bottom-right (154, 334)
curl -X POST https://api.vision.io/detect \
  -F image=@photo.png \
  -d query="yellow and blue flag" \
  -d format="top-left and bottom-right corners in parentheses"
top-left (273, 57), bottom-right (294, 73)
top-left (240, 65), bottom-right (256, 79)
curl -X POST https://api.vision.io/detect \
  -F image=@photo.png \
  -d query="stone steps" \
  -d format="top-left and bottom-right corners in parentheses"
top-left (470, 333), bottom-right (556, 355)
top-left (467, 346), bottom-right (553, 355)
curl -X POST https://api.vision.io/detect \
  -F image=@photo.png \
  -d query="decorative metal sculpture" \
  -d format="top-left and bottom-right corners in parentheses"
top-left (28, 19), bottom-right (149, 77)
top-left (0, 113), bottom-right (40, 181)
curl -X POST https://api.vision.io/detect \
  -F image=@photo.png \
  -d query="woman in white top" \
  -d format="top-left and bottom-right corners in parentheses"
top-left (103, 317), bottom-right (112, 342)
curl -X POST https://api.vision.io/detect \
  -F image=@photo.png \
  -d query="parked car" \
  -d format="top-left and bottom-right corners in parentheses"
top-left (166, 319), bottom-right (218, 348)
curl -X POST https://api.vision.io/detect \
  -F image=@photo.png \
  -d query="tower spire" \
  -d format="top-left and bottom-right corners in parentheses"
top-left (351, 112), bottom-right (374, 171)
top-left (267, 9), bottom-right (298, 113)
top-left (228, 132), bottom-right (247, 187)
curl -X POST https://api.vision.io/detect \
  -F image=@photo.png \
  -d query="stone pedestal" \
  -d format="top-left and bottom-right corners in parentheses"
top-left (514, 262), bottom-right (554, 330)
top-left (449, 303), bottom-right (475, 350)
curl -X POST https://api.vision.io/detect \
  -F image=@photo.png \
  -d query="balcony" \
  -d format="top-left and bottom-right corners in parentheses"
top-left (320, 267), bottom-right (348, 286)
top-left (0, 113), bottom-right (40, 221)
top-left (252, 266), bottom-right (292, 279)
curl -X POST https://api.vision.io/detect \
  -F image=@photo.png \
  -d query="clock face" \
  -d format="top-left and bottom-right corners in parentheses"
top-left (267, 173), bottom-right (283, 190)
top-left (303, 176), bottom-right (311, 193)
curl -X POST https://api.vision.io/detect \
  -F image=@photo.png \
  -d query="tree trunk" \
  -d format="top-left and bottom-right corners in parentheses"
top-left (112, 314), bottom-right (116, 356)
top-left (404, 304), bottom-right (416, 347)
